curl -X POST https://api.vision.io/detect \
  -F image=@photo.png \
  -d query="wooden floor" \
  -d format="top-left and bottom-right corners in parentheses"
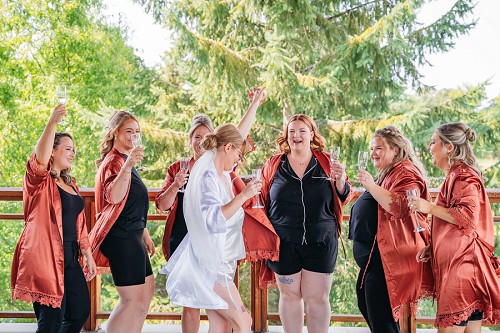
top-left (0, 323), bottom-right (492, 333)
top-left (1, 323), bottom-right (499, 333)
top-left (0, 324), bottom-right (370, 333)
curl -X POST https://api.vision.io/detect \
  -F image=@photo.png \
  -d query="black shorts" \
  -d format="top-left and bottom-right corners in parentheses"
top-left (266, 238), bottom-right (338, 275)
top-left (101, 229), bottom-right (153, 287)
top-left (457, 310), bottom-right (483, 326)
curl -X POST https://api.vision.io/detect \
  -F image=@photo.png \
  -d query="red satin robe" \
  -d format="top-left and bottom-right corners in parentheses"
top-left (376, 160), bottom-right (434, 321)
top-left (11, 153), bottom-right (90, 308)
top-left (431, 161), bottom-right (500, 327)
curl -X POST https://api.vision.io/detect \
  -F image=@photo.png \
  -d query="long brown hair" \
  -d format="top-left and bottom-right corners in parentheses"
top-left (50, 133), bottom-right (75, 185)
top-left (276, 114), bottom-right (326, 153)
top-left (372, 126), bottom-right (428, 185)
top-left (96, 111), bottom-right (138, 167)
top-left (435, 122), bottom-right (481, 177)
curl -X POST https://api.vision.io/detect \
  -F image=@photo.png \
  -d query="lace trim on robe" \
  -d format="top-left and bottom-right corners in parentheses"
top-left (12, 287), bottom-right (62, 308)
top-left (388, 192), bottom-right (407, 219)
top-left (245, 249), bottom-right (279, 262)
top-left (435, 300), bottom-right (500, 327)
top-left (391, 289), bottom-right (435, 321)
top-left (448, 206), bottom-right (475, 235)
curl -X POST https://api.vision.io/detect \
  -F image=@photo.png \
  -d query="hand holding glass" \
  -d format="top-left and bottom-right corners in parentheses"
top-left (131, 133), bottom-right (144, 171)
top-left (56, 85), bottom-right (68, 125)
top-left (178, 157), bottom-right (190, 193)
top-left (252, 169), bottom-right (264, 208)
top-left (406, 189), bottom-right (426, 233)
top-left (327, 146), bottom-right (340, 180)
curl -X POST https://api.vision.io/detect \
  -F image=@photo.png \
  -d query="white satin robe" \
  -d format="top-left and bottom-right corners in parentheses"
top-left (160, 156), bottom-right (245, 309)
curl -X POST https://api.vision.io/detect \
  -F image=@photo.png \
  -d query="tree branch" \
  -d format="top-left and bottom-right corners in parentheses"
top-left (325, 0), bottom-right (380, 21)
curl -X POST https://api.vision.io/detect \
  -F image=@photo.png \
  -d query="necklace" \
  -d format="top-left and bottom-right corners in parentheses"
top-left (289, 154), bottom-right (311, 166)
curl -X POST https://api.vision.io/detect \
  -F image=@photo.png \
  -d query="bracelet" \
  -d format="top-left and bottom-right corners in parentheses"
top-left (170, 185), bottom-right (179, 193)
top-left (121, 168), bottom-right (131, 174)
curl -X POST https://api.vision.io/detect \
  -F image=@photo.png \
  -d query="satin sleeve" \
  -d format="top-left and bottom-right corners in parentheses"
top-left (24, 152), bottom-right (51, 196)
top-left (448, 176), bottom-right (480, 234)
top-left (200, 170), bottom-right (227, 234)
top-left (101, 157), bottom-right (124, 205)
top-left (386, 169), bottom-right (426, 220)
top-left (155, 161), bottom-right (179, 211)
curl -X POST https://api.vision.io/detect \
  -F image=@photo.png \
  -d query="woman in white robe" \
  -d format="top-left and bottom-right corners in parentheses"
top-left (161, 123), bottom-right (262, 333)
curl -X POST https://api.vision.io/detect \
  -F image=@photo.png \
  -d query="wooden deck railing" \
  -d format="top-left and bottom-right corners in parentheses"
top-left (1, 187), bottom-right (499, 333)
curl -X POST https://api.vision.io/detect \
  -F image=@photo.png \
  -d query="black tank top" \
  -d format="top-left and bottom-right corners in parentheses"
top-left (57, 185), bottom-right (84, 242)
top-left (109, 160), bottom-right (149, 237)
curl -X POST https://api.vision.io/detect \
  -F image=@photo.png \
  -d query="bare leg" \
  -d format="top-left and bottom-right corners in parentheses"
top-left (105, 275), bottom-right (154, 333)
top-left (182, 307), bottom-right (201, 333)
top-left (438, 326), bottom-right (466, 333)
top-left (464, 320), bottom-right (482, 333)
top-left (301, 269), bottom-right (333, 333)
top-left (207, 309), bottom-right (231, 333)
top-left (275, 271), bottom-right (303, 333)
top-left (208, 282), bottom-right (251, 333)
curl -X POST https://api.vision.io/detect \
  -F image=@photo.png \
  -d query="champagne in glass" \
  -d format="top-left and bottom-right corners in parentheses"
top-left (327, 146), bottom-right (341, 180)
top-left (406, 189), bottom-right (426, 232)
top-left (358, 151), bottom-right (369, 170)
top-left (56, 85), bottom-right (68, 125)
top-left (178, 157), bottom-right (190, 193)
top-left (252, 168), bottom-right (264, 209)
top-left (131, 133), bottom-right (144, 171)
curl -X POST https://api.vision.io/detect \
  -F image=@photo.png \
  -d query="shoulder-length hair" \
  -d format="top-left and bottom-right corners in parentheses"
top-left (276, 114), bottom-right (326, 153)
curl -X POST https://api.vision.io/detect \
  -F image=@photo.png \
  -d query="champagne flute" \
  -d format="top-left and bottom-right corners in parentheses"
top-left (327, 146), bottom-right (341, 180)
top-left (357, 151), bottom-right (369, 189)
top-left (131, 133), bottom-right (145, 171)
top-left (358, 151), bottom-right (369, 170)
top-left (406, 189), bottom-right (426, 232)
top-left (56, 85), bottom-right (68, 125)
top-left (178, 157), bottom-right (190, 193)
top-left (252, 168), bottom-right (264, 209)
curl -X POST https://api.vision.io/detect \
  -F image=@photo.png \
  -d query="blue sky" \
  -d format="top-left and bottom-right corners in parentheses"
top-left (103, 0), bottom-right (500, 101)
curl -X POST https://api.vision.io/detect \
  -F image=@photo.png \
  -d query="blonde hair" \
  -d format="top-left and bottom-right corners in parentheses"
top-left (373, 126), bottom-right (428, 184)
top-left (96, 111), bottom-right (139, 167)
top-left (188, 114), bottom-right (215, 138)
top-left (200, 123), bottom-right (246, 153)
top-left (276, 114), bottom-right (326, 153)
top-left (50, 133), bottom-right (75, 185)
top-left (435, 122), bottom-right (481, 176)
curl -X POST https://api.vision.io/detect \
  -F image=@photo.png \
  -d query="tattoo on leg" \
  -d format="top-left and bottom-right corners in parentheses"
top-left (278, 276), bottom-right (294, 284)
top-left (241, 305), bottom-right (247, 313)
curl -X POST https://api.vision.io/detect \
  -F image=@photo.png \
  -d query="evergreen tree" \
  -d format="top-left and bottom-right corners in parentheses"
top-left (137, 0), bottom-right (476, 119)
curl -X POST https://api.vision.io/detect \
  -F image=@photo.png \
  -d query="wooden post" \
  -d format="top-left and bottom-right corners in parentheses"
top-left (261, 279), bottom-right (269, 333)
top-left (83, 197), bottom-right (101, 331)
top-left (398, 304), bottom-right (416, 333)
top-left (251, 261), bottom-right (269, 333)
top-left (251, 262), bottom-right (261, 332)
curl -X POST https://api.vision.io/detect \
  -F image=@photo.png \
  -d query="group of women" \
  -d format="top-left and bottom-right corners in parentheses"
top-left (9, 87), bottom-right (500, 333)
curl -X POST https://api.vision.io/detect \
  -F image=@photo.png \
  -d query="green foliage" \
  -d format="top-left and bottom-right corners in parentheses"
top-left (1, 0), bottom-right (499, 326)
top-left (322, 84), bottom-right (500, 187)
top-left (0, 0), bottom-right (160, 188)
top-left (133, 0), bottom-right (500, 189)
top-left (137, 0), bottom-right (476, 117)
